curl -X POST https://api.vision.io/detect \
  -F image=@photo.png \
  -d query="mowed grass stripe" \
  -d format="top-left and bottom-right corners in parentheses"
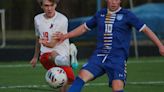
top-left (1, 81), bottom-right (164, 89)
top-left (0, 59), bottom-right (163, 68)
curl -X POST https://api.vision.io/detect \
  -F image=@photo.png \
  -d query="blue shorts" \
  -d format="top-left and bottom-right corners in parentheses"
top-left (82, 53), bottom-right (127, 87)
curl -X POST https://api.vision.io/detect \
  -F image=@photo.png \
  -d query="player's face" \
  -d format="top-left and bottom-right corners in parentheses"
top-left (41, 0), bottom-right (56, 18)
top-left (106, 0), bottom-right (121, 11)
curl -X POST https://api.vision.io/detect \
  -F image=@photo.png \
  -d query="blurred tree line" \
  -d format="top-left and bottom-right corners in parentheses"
top-left (0, 0), bottom-right (163, 30)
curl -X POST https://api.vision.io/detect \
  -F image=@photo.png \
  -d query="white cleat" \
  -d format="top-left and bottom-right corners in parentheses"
top-left (70, 43), bottom-right (78, 69)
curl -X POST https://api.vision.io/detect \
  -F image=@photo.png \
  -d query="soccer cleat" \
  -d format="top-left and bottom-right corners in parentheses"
top-left (70, 43), bottom-right (78, 69)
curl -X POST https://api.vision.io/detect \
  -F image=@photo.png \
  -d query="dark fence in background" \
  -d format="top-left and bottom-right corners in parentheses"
top-left (0, 44), bottom-right (160, 61)
top-left (0, 3), bottom-right (164, 61)
top-left (0, 0), bottom-right (163, 30)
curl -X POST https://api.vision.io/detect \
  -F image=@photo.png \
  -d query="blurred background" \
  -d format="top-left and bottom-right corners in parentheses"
top-left (0, 1), bottom-right (164, 92)
top-left (0, 0), bottom-right (164, 61)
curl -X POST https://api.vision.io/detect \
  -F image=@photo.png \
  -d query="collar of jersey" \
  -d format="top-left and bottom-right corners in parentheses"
top-left (107, 7), bottom-right (122, 14)
top-left (42, 11), bottom-right (58, 21)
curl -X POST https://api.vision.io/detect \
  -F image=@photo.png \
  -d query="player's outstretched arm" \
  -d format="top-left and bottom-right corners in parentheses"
top-left (142, 26), bottom-right (164, 56)
top-left (55, 24), bottom-right (88, 42)
top-left (39, 35), bottom-right (59, 48)
top-left (30, 37), bottom-right (40, 68)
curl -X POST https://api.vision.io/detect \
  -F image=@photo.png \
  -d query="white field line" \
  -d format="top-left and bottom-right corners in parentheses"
top-left (0, 60), bottom-right (164, 68)
top-left (0, 85), bottom-right (48, 89)
top-left (0, 64), bottom-right (42, 68)
top-left (0, 81), bottom-right (164, 89)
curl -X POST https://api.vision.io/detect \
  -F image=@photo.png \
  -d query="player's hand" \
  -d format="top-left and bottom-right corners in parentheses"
top-left (53, 32), bottom-right (66, 43)
top-left (52, 32), bottom-right (63, 40)
top-left (30, 57), bottom-right (38, 68)
top-left (39, 38), bottom-right (48, 46)
top-left (159, 45), bottom-right (164, 56)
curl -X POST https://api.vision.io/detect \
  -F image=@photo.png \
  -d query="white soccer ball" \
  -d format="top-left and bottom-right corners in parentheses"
top-left (45, 67), bottom-right (68, 88)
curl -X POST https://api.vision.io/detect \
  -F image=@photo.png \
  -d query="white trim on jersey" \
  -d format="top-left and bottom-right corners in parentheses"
top-left (139, 24), bottom-right (146, 32)
top-left (108, 7), bottom-right (122, 14)
top-left (84, 23), bottom-right (91, 31)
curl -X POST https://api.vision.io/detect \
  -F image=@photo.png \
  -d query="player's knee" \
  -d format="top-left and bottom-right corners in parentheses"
top-left (78, 69), bottom-right (94, 82)
top-left (55, 55), bottom-right (70, 66)
top-left (39, 53), bottom-right (55, 70)
top-left (40, 53), bottom-right (52, 62)
top-left (112, 80), bottom-right (124, 91)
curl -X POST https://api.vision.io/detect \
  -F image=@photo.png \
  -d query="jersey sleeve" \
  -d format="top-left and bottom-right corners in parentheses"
top-left (34, 17), bottom-right (40, 36)
top-left (84, 12), bottom-right (98, 30)
top-left (127, 11), bottom-right (146, 32)
top-left (60, 17), bottom-right (68, 34)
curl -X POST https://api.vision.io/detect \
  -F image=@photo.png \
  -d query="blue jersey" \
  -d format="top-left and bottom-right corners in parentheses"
top-left (85, 7), bottom-right (145, 59)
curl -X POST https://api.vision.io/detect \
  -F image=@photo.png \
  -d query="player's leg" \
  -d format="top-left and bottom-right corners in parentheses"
top-left (112, 80), bottom-right (124, 92)
top-left (40, 51), bottom-right (70, 67)
top-left (60, 66), bottom-right (75, 84)
top-left (68, 69), bottom-right (94, 92)
top-left (40, 53), bottom-right (74, 92)
top-left (69, 43), bottom-right (78, 69)
top-left (39, 52), bottom-right (56, 70)
top-left (40, 52), bottom-right (74, 79)
top-left (107, 72), bottom-right (125, 92)
top-left (59, 66), bottom-right (75, 92)
top-left (59, 84), bottom-right (67, 92)
top-left (51, 51), bottom-right (70, 66)
top-left (68, 55), bottom-right (105, 92)
top-left (106, 60), bottom-right (126, 92)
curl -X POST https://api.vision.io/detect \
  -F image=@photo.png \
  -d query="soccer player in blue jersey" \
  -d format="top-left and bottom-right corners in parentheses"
top-left (54, 0), bottom-right (164, 92)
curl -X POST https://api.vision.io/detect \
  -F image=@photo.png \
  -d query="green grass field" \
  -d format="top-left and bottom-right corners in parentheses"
top-left (0, 57), bottom-right (164, 92)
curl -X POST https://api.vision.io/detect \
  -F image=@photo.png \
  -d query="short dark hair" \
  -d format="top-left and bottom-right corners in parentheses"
top-left (38, 0), bottom-right (60, 6)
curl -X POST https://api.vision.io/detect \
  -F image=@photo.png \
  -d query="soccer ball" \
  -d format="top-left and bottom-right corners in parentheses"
top-left (45, 67), bottom-right (67, 88)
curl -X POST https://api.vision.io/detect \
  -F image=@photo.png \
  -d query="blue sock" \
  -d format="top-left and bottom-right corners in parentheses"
top-left (68, 76), bottom-right (85, 92)
top-left (114, 90), bottom-right (124, 92)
